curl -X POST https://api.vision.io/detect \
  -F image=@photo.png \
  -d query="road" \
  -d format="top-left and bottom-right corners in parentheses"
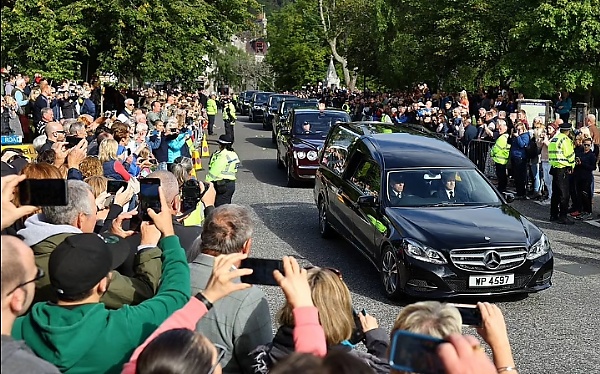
top-left (199, 114), bottom-right (600, 374)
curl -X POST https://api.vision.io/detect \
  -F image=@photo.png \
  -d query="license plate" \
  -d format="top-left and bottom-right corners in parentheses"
top-left (468, 274), bottom-right (514, 287)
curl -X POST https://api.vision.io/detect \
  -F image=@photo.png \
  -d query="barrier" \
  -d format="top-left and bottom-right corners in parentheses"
top-left (201, 134), bottom-right (210, 158)
top-left (445, 135), bottom-right (494, 177)
top-left (1, 143), bottom-right (37, 160)
top-left (192, 150), bottom-right (203, 172)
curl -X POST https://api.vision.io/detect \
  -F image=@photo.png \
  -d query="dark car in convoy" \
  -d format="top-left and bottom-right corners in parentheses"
top-left (277, 108), bottom-right (351, 186)
top-left (314, 122), bottom-right (553, 299)
top-left (239, 90), bottom-right (258, 116)
top-left (262, 94), bottom-right (297, 130)
top-left (249, 91), bottom-right (274, 123)
top-left (271, 98), bottom-right (319, 143)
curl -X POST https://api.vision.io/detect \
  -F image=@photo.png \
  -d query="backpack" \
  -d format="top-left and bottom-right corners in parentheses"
top-left (525, 135), bottom-right (540, 159)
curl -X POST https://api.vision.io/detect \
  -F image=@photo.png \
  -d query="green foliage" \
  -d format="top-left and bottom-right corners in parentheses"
top-left (1, 0), bottom-right (259, 85)
top-left (265, 0), bottom-right (598, 100)
top-left (266, 0), bottom-right (329, 90)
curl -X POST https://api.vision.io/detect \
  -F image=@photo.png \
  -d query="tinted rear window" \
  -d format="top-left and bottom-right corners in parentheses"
top-left (254, 93), bottom-right (270, 102)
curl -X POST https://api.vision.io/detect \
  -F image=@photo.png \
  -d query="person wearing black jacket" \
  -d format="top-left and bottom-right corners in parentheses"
top-left (149, 121), bottom-right (169, 170)
top-left (572, 138), bottom-right (596, 220)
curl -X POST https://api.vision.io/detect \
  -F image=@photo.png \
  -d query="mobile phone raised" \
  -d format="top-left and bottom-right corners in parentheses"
top-left (65, 135), bottom-right (80, 149)
top-left (107, 180), bottom-right (128, 194)
top-left (448, 303), bottom-right (482, 326)
top-left (138, 178), bottom-right (161, 221)
top-left (389, 330), bottom-right (445, 374)
top-left (239, 258), bottom-right (284, 286)
top-left (19, 179), bottom-right (68, 206)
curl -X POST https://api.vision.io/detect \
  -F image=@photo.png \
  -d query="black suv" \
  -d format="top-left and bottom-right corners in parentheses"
top-left (249, 91), bottom-right (274, 123)
top-left (239, 90), bottom-right (258, 116)
top-left (314, 122), bottom-right (553, 299)
top-left (262, 94), bottom-right (297, 130)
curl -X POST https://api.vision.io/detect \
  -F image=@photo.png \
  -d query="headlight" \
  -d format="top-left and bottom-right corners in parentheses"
top-left (527, 233), bottom-right (550, 260)
top-left (403, 238), bottom-right (447, 264)
top-left (307, 150), bottom-right (318, 161)
top-left (253, 105), bottom-right (262, 110)
top-left (295, 151), bottom-right (306, 160)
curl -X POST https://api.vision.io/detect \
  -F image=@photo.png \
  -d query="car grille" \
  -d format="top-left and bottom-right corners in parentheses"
top-left (446, 275), bottom-right (532, 293)
top-left (449, 246), bottom-right (527, 273)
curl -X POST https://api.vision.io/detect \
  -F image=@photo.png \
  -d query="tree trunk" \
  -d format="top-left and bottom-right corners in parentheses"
top-left (319, 0), bottom-right (352, 88)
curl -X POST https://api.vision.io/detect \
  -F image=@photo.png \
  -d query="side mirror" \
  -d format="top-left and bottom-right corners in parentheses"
top-left (280, 128), bottom-right (290, 135)
top-left (357, 195), bottom-right (378, 208)
top-left (503, 192), bottom-right (515, 203)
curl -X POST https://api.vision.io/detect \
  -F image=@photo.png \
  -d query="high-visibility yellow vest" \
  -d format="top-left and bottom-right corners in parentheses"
top-left (342, 103), bottom-right (350, 113)
top-left (490, 133), bottom-right (510, 165)
top-left (223, 103), bottom-right (237, 122)
top-left (206, 99), bottom-right (218, 115)
top-left (548, 132), bottom-right (575, 168)
top-left (205, 149), bottom-right (240, 181)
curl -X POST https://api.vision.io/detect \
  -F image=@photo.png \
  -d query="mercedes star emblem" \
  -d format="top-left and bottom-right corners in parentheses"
top-left (484, 236), bottom-right (491, 241)
top-left (483, 251), bottom-right (501, 270)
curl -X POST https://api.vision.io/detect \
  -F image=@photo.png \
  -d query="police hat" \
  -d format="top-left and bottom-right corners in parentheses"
top-left (217, 134), bottom-right (233, 145)
top-left (559, 122), bottom-right (572, 130)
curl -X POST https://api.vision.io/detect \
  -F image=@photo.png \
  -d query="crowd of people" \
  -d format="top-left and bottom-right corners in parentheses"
top-left (2, 172), bottom-right (518, 374)
top-left (0, 71), bottom-right (596, 373)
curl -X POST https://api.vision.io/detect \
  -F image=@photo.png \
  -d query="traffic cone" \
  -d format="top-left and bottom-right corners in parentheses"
top-left (201, 134), bottom-right (210, 158)
top-left (193, 150), bottom-right (203, 171)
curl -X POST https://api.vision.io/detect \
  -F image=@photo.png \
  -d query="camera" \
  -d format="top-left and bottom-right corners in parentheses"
top-left (181, 179), bottom-right (209, 213)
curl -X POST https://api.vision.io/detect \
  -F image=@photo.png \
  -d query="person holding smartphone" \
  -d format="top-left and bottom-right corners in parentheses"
top-left (189, 204), bottom-right (273, 373)
top-left (389, 301), bottom-right (517, 374)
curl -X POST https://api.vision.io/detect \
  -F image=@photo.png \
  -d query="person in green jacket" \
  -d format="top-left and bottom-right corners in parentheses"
top-left (12, 188), bottom-right (191, 374)
top-left (17, 180), bottom-right (162, 309)
top-left (206, 94), bottom-right (218, 135)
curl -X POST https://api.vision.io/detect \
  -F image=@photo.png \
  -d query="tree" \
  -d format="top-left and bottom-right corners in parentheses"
top-left (1, 0), bottom-right (259, 85)
top-left (266, 0), bottom-right (329, 90)
top-left (510, 0), bottom-right (600, 99)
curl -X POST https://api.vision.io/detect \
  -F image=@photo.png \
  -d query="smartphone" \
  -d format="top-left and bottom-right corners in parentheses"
top-left (139, 178), bottom-right (161, 221)
top-left (448, 303), bottom-right (482, 326)
top-left (389, 330), bottom-right (445, 374)
top-left (107, 180), bottom-right (128, 194)
top-left (239, 258), bottom-right (284, 286)
top-left (19, 179), bottom-right (68, 206)
top-left (65, 135), bottom-right (80, 149)
top-left (348, 309), bottom-right (366, 345)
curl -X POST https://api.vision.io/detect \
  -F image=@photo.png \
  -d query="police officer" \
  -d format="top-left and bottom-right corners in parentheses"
top-left (548, 119), bottom-right (575, 224)
top-left (490, 120), bottom-right (510, 192)
top-left (205, 134), bottom-right (239, 207)
top-left (222, 97), bottom-right (237, 143)
top-left (342, 101), bottom-right (350, 114)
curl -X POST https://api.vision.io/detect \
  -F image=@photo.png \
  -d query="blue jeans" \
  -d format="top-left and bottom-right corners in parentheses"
top-left (530, 162), bottom-right (541, 193)
top-left (542, 161), bottom-right (552, 199)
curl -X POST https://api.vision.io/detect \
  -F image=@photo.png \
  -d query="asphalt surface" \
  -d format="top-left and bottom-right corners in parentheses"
top-left (200, 114), bottom-right (600, 373)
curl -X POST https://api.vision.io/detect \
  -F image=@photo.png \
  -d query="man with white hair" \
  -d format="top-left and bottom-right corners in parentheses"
top-left (11, 78), bottom-right (32, 141)
top-left (117, 98), bottom-right (135, 125)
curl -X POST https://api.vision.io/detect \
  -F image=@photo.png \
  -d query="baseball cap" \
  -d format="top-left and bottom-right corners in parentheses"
top-left (49, 234), bottom-right (130, 297)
